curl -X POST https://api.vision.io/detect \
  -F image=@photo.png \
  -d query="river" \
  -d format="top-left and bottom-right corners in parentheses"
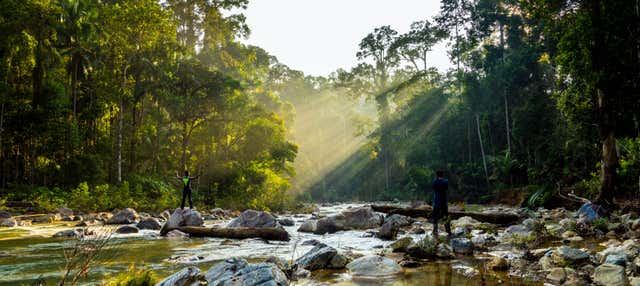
top-left (0, 203), bottom-right (541, 285)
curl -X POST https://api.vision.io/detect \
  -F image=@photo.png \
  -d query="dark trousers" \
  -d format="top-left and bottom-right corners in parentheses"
top-left (431, 207), bottom-right (451, 236)
top-left (181, 188), bottom-right (193, 209)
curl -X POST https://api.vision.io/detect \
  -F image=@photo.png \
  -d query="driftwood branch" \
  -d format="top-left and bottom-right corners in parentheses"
top-left (371, 205), bottom-right (520, 225)
top-left (175, 226), bottom-right (290, 241)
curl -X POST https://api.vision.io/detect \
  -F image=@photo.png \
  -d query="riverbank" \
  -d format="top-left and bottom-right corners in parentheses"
top-left (0, 202), bottom-right (637, 285)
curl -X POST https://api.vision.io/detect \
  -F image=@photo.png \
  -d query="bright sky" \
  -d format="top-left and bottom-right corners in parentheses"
top-left (240, 0), bottom-right (453, 77)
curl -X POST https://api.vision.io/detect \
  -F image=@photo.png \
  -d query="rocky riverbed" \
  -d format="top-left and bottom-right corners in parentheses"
top-left (1, 202), bottom-right (639, 285)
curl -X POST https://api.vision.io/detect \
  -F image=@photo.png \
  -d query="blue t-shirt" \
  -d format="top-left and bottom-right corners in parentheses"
top-left (433, 178), bottom-right (448, 209)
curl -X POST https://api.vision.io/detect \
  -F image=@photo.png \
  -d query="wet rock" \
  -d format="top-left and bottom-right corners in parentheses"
top-left (160, 208), bottom-right (204, 235)
top-left (377, 220), bottom-right (401, 240)
top-left (76, 219), bottom-right (101, 227)
top-left (594, 263), bottom-right (628, 286)
top-left (106, 208), bottom-right (139, 224)
top-left (297, 220), bottom-right (317, 233)
top-left (552, 246), bottom-right (589, 266)
top-left (488, 256), bottom-right (509, 270)
top-left (205, 258), bottom-right (288, 286)
top-left (452, 216), bottom-right (481, 228)
top-left (116, 225), bottom-right (139, 234)
top-left (562, 230), bottom-right (579, 238)
top-left (314, 217), bottom-right (339, 234)
top-left (390, 237), bottom-right (413, 252)
top-left (278, 218), bottom-right (295, 227)
top-left (296, 243), bottom-right (343, 270)
top-left (228, 209), bottom-right (278, 228)
top-left (137, 217), bottom-right (162, 230)
top-left (560, 218), bottom-right (577, 230)
top-left (265, 255), bottom-right (290, 272)
top-left (209, 208), bottom-right (230, 220)
top-left (33, 214), bottom-right (56, 224)
top-left (623, 239), bottom-right (640, 259)
top-left (1, 218), bottom-right (17, 227)
top-left (504, 224), bottom-right (532, 237)
top-left (546, 267), bottom-right (576, 284)
top-left (328, 254), bottom-right (349, 269)
top-left (18, 220), bottom-right (31, 227)
top-left (407, 236), bottom-right (438, 258)
top-left (450, 238), bottom-right (474, 255)
top-left (631, 277), bottom-right (640, 286)
top-left (166, 230), bottom-right (189, 238)
top-left (606, 253), bottom-right (628, 267)
top-left (160, 210), bottom-right (171, 220)
top-left (384, 214), bottom-right (411, 227)
top-left (347, 255), bottom-right (402, 278)
top-left (53, 229), bottom-right (83, 238)
top-left (157, 266), bottom-right (206, 286)
top-left (301, 239), bottom-right (321, 246)
top-left (409, 225), bottom-right (425, 234)
top-left (435, 243), bottom-right (454, 259)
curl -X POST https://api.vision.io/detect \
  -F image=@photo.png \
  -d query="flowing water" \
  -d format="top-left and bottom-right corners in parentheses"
top-left (0, 204), bottom-right (542, 286)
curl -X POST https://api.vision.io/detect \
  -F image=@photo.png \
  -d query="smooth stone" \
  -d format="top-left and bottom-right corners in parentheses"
top-left (116, 225), bottom-right (139, 234)
top-left (451, 238), bottom-right (474, 255)
top-left (106, 208), bottom-right (139, 224)
top-left (297, 220), bottom-right (317, 233)
top-left (53, 229), bottom-right (83, 238)
top-left (137, 217), bottom-right (162, 230)
top-left (161, 208), bottom-right (204, 235)
top-left (156, 266), bottom-right (206, 286)
top-left (390, 237), bottom-right (413, 252)
top-left (347, 255), bottom-right (402, 277)
top-left (296, 243), bottom-right (338, 271)
top-left (594, 264), bottom-right (628, 286)
top-left (278, 218), bottom-right (295, 226)
top-left (228, 209), bottom-right (278, 228)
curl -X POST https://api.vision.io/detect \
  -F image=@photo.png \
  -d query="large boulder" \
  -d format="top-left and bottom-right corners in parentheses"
top-left (228, 210), bottom-right (278, 228)
top-left (594, 264), bottom-right (628, 286)
top-left (106, 208), bottom-right (139, 224)
top-left (205, 258), bottom-right (288, 286)
top-left (314, 206), bottom-right (382, 234)
top-left (137, 217), bottom-right (162, 230)
top-left (160, 208), bottom-right (204, 235)
top-left (156, 266), bottom-right (206, 286)
top-left (347, 255), bottom-right (402, 278)
top-left (295, 243), bottom-right (347, 270)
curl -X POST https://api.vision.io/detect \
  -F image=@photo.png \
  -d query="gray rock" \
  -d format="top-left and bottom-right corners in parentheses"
top-left (76, 219), bottom-right (101, 227)
top-left (278, 218), bottom-right (295, 227)
top-left (33, 214), bottom-right (56, 224)
top-left (451, 238), bottom-right (474, 255)
top-left (137, 217), bottom-right (162, 230)
top-left (1, 218), bottom-right (17, 227)
top-left (296, 243), bottom-right (338, 271)
top-left (347, 255), bottom-right (402, 277)
top-left (377, 220), bottom-right (400, 240)
top-left (56, 207), bottom-right (73, 217)
top-left (156, 266), bottom-right (206, 286)
top-left (53, 229), bottom-right (83, 238)
top-left (228, 210), bottom-right (278, 228)
top-left (328, 254), bottom-right (349, 269)
top-left (297, 220), bottom-right (317, 233)
top-left (452, 216), bottom-right (481, 228)
top-left (314, 206), bottom-right (382, 234)
top-left (552, 246), bottom-right (589, 265)
top-left (436, 243), bottom-right (454, 259)
top-left (166, 230), bottom-right (189, 238)
top-left (594, 264), bottom-right (628, 286)
top-left (384, 214), bottom-right (411, 227)
top-left (160, 208), bottom-right (204, 235)
top-left (18, 220), bottom-right (31, 227)
top-left (504, 224), bottom-right (531, 237)
top-left (107, 208), bottom-right (139, 224)
top-left (116, 225), bottom-right (139, 234)
top-left (606, 253), bottom-right (628, 267)
top-left (160, 210), bottom-right (171, 220)
top-left (390, 237), bottom-right (413, 252)
top-left (205, 258), bottom-right (288, 286)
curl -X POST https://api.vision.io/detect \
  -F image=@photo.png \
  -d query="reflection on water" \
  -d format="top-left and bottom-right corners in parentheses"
top-left (0, 204), bottom-right (541, 286)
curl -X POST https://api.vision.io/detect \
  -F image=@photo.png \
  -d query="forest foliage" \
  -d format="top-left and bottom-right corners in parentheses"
top-left (0, 0), bottom-right (638, 212)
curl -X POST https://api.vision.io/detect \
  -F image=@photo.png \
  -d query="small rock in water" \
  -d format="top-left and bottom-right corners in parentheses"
top-left (297, 220), bottom-right (317, 233)
top-left (450, 238), bottom-right (474, 255)
top-left (435, 243), bottom-right (454, 259)
top-left (551, 246), bottom-right (589, 266)
top-left (347, 255), bottom-right (402, 278)
top-left (296, 243), bottom-right (341, 270)
top-left (488, 256), bottom-right (509, 270)
top-left (53, 229), bottom-right (83, 238)
top-left (278, 218), bottom-right (295, 226)
top-left (1, 218), bottom-right (17, 227)
top-left (390, 237), bottom-right (413, 252)
top-left (106, 208), bottom-right (139, 224)
top-left (0, 210), bottom-right (11, 219)
top-left (156, 266), bottom-right (206, 286)
top-left (17, 220), bottom-right (31, 227)
top-left (166, 230), bottom-right (189, 238)
top-left (136, 217), bottom-right (161, 230)
top-left (301, 239), bottom-right (321, 246)
top-left (594, 263), bottom-right (628, 286)
top-left (116, 225), bottom-right (139, 234)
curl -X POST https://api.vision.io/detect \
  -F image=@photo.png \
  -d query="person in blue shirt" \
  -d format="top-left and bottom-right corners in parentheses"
top-left (176, 170), bottom-right (198, 210)
top-left (432, 170), bottom-right (451, 237)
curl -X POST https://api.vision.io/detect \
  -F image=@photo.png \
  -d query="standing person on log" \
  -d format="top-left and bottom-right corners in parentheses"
top-left (176, 170), bottom-right (198, 210)
top-left (431, 170), bottom-right (451, 237)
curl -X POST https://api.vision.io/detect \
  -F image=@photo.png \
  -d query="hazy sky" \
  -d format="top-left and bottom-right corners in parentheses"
top-left (240, 0), bottom-right (453, 77)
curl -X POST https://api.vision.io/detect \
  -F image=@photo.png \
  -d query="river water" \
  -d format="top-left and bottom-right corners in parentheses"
top-left (0, 203), bottom-right (541, 285)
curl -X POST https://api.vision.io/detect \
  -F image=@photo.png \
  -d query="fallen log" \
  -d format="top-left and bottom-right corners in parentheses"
top-left (371, 205), bottom-right (520, 225)
top-left (174, 226), bottom-right (290, 241)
